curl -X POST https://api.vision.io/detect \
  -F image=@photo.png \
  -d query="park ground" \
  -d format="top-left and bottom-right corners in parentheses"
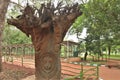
top-left (0, 59), bottom-right (120, 80)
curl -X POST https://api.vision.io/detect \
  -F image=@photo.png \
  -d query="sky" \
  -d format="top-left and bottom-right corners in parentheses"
top-left (10, 0), bottom-right (88, 5)
top-left (10, 0), bottom-right (87, 43)
top-left (64, 28), bottom-right (87, 43)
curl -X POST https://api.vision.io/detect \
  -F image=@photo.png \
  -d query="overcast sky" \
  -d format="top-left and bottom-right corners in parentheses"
top-left (10, 0), bottom-right (87, 42)
top-left (64, 28), bottom-right (87, 43)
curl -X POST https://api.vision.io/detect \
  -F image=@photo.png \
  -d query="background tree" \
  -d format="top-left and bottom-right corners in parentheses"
top-left (1, 0), bottom-right (32, 45)
top-left (0, 0), bottom-right (10, 72)
top-left (71, 0), bottom-right (120, 60)
top-left (2, 25), bottom-right (32, 45)
top-left (7, 1), bottom-right (82, 80)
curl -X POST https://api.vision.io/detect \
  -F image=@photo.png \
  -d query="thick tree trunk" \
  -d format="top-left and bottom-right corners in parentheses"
top-left (7, 2), bottom-right (82, 80)
top-left (0, 0), bottom-right (10, 72)
top-left (35, 44), bottom-right (61, 80)
top-left (31, 27), bottom-right (62, 80)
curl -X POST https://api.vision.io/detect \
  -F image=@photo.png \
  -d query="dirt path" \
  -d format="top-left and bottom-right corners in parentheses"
top-left (0, 63), bottom-right (35, 80)
top-left (2, 59), bottom-right (120, 80)
top-left (21, 65), bottom-right (120, 80)
top-left (100, 66), bottom-right (120, 80)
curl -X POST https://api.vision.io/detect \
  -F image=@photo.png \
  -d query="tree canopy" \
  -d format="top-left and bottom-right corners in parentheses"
top-left (2, 25), bottom-right (32, 45)
top-left (72, 0), bottom-right (120, 56)
top-left (7, 1), bottom-right (82, 80)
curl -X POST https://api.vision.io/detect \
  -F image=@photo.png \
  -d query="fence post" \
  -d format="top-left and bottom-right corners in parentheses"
top-left (10, 48), bottom-right (13, 64)
top-left (21, 47), bottom-right (25, 67)
top-left (96, 64), bottom-right (99, 80)
top-left (80, 63), bottom-right (83, 80)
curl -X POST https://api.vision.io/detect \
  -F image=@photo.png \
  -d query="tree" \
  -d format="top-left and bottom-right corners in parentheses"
top-left (2, 25), bottom-right (32, 45)
top-left (7, 1), bottom-right (82, 80)
top-left (71, 0), bottom-right (120, 60)
top-left (0, 0), bottom-right (10, 72)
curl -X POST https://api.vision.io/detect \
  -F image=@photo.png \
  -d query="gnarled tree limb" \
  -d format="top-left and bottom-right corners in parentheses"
top-left (7, 1), bottom-right (82, 38)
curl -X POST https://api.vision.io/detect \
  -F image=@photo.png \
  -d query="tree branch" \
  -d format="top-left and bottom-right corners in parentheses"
top-left (10, 1), bottom-right (24, 9)
top-left (7, 1), bottom-right (82, 38)
top-left (7, 18), bottom-right (32, 37)
top-left (61, 12), bottom-right (82, 40)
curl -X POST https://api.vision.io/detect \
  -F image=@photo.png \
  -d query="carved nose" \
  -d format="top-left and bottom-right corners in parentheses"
top-left (44, 63), bottom-right (51, 70)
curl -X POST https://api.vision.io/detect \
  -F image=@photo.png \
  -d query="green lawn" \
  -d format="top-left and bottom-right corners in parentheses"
top-left (109, 54), bottom-right (120, 60)
top-left (85, 54), bottom-right (120, 65)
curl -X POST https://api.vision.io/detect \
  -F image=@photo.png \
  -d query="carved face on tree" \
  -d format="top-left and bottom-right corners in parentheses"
top-left (7, 1), bottom-right (82, 80)
top-left (7, 1), bottom-right (82, 38)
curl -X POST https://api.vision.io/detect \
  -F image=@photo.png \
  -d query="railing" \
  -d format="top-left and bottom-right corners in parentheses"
top-left (2, 44), bottom-right (35, 67)
top-left (2, 44), bottom-right (99, 80)
top-left (83, 64), bottom-right (99, 80)
top-left (63, 62), bottom-right (99, 80)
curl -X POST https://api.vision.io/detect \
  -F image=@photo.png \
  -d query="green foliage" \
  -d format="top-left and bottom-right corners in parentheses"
top-left (2, 25), bottom-right (32, 45)
top-left (4, 0), bottom-right (33, 45)
top-left (110, 54), bottom-right (120, 60)
top-left (71, 0), bottom-right (120, 56)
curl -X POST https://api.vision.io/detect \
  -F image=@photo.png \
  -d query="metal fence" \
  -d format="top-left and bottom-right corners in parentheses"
top-left (2, 44), bottom-right (35, 67)
top-left (63, 62), bottom-right (99, 80)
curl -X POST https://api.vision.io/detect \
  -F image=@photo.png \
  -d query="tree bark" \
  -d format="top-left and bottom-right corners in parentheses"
top-left (31, 26), bottom-right (62, 80)
top-left (84, 51), bottom-right (88, 61)
top-left (7, 2), bottom-right (82, 80)
top-left (0, 0), bottom-right (10, 72)
top-left (108, 46), bottom-right (111, 56)
top-left (8, 14), bottom-right (82, 80)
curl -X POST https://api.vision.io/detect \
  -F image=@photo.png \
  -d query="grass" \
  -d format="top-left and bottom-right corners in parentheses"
top-left (109, 54), bottom-right (120, 60)
top-left (87, 54), bottom-right (120, 65)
